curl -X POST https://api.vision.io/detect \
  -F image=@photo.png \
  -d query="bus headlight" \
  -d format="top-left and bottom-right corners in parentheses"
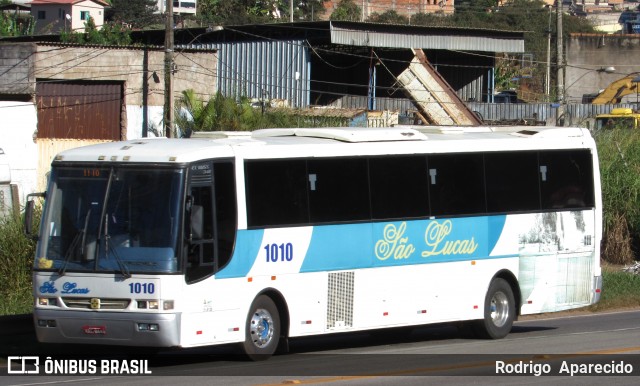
top-left (136, 299), bottom-right (174, 310)
top-left (38, 297), bottom-right (57, 306)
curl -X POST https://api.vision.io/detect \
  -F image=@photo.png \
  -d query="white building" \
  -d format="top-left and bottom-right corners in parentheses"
top-left (29, 0), bottom-right (108, 34)
top-left (155, 0), bottom-right (197, 16)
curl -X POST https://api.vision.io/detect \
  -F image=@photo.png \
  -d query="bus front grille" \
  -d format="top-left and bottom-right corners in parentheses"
top-left (61, 297), bottom-right (131, 310)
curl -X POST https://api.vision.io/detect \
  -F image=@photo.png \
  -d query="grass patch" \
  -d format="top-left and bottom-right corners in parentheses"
top-left (0, 214), bottom-right (35, 316)
top-left (587, 264), bottom-right (640, 312)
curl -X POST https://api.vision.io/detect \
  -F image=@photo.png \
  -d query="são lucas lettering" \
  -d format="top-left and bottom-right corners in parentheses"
top-left (375, 220), bottom-right (478, 261)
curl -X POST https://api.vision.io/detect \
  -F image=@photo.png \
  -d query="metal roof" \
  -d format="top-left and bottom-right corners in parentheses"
top-left (174, 21), bottom-right (525, 54)
top-left (329, 22), bottom-right (524, 53)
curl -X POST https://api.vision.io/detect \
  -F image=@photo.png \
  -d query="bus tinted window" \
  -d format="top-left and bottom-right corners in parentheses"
top-left (369, 156), bottom-right (429, 219)
top-left (540, 150), bottom-right (594, 209)
top-left (245, 160), bottom-right (308, 227)
top-left (213, 161), bottom-right (237, 269)
top-left (428, 153), bottom-right (486, 216)
top-left (308, 158), bottom-right (369, 222)
top-left (485, 152), bottom-right (540, 213)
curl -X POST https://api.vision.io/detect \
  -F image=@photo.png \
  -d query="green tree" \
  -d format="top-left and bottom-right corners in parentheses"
top-left (106, 0), bottom-right (160, 29)
top-left (291, 0), bottom-right (327, 21)
top-left (60, 18), bottom-right (132, 45)
top-left (368, 10), bottom-right (408, 25)
top-left (0, 11), bottom-right (35, 37)
top-left (198, 0), bottom-right (271, 26)
top-left (329, 0), bottom-right (361, 21)
top-left (174, 89), bottom-right (219, 136)
top-left (175, 90), bottom-right (263, 134)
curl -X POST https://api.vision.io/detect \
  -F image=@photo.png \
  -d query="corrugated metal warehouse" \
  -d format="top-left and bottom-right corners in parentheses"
top-left (167, 21), bottom-right (525, 109)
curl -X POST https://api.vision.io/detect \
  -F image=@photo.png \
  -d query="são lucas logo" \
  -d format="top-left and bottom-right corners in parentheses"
top-left (375, 220), bottom-right (478, 261)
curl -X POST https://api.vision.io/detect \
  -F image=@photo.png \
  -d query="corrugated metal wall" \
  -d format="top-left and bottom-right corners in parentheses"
top-left (469, 102), bottom-right (635, 126)
top-left (36, 82), bottom-right (124, 140)
top-left (194, 40), bottom-right (311, 108)
top-left (36, 139), bottom-right (111, 190)
top-left (328, 95), bottom-right (633, 126)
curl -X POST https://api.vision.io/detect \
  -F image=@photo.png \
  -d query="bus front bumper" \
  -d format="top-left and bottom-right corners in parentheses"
top-left (33, 309), bottom-right (181, 347)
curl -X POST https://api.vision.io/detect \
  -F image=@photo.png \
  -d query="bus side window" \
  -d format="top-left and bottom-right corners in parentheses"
top-left (485, 152), bottom-right (540, 213)
top-left (540, 150), bottom-right (594, 209)
top-left (213, 161), bottom-right (236, 271)
top-left (308, 158), bottom-right (369, 223)
top-left (245, 159), bottom-right (307, 227)
top-left (428, 153), bottom-right (485, 216)
top-left (369, 156), bottom-right (429, 219)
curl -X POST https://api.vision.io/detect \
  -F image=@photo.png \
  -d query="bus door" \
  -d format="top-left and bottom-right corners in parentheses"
top-left (185, 160), bottom-right (237, 284)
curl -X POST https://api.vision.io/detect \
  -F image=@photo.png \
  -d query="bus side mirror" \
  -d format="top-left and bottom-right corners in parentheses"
top-left (24, 192), bottom-right (45, 239)
top-left (190, 204), bottom-right (203, 241)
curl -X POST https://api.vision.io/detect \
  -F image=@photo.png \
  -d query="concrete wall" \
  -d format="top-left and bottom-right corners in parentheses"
top-left (0, 102), bottom-right (38, 207)
top-left (33, 44), bottom-right (217, 108)
top-left (566, 34), bottom-right (640, 103)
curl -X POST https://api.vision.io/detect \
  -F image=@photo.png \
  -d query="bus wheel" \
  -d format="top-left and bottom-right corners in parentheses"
top-left (474, 278), bottom-right (515, 339)
top-left (242, 295), bottom-right (280, 360)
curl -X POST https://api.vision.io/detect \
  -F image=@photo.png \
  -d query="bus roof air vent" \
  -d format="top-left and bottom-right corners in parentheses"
top-left (252, 127), bottom-right (428, 143)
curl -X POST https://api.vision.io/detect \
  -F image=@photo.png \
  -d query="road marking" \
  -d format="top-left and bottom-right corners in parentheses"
top-left (256, 346), bottom-right (640, 385)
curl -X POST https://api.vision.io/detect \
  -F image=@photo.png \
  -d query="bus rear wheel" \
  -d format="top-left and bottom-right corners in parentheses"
top-left (473, 278), bottom-right (515, 339)
top-left (242, 295), bottom-right (280, 361)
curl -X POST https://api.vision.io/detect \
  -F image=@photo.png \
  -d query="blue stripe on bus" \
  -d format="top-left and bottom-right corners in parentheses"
top-left (216, 229), bottom-right (264, 279)
top-left (301, 216), bottom-right (507, 272)
top-left (217, 216), bottom-right (507, 278)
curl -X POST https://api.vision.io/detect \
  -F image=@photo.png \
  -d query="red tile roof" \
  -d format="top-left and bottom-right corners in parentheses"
top-left (29, 0), bottom-right (109, 6)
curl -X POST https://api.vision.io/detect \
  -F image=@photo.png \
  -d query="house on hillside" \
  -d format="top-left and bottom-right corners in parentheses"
top-left (29, 0), bottom-right (108, 35)
top-left (155, 0), bottom-right (197, 17)
top-left (323, 0), bottom-right (454, 21)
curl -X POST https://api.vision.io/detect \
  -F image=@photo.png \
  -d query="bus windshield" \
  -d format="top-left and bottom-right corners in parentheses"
top-left (35, 166), bottom-right (184, 274)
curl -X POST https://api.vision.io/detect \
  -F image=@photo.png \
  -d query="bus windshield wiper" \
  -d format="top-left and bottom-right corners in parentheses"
top-left (58, 208), bottom-right (91, 276)
top-left (103, 214), bottom-right (131, 279)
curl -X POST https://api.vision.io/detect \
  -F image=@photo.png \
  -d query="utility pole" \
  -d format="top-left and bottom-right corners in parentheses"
top-left (545, 5), bottom-right (551, 100)
top-left (290, 0), bottom-right (293, 22)
top-left (556, 0), bottom-right (564, 126)
top-left (164, 0), bottom-right (174, 138)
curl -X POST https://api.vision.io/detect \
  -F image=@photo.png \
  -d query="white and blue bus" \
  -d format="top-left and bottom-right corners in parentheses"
top-left (26, 126), bottom-right (602, 359)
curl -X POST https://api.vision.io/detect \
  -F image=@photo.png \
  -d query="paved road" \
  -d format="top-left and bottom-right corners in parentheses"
top-left (1, 310), bottom-right (639, 385)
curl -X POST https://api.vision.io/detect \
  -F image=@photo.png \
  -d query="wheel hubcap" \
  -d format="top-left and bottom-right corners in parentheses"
top-left (249, 308), bottom-right (274, 348)
top-left (490, 291), bottom-right (510, 327)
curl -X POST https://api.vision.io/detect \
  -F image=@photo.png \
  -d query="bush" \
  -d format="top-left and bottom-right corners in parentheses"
top-left (0, 214), bottom-right (35, 315)
top-left (594, 128), bottom-right (640, 264)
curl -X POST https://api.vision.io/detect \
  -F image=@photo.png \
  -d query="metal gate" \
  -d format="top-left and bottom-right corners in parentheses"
top-left (36, 81), bottom-right (124, 140)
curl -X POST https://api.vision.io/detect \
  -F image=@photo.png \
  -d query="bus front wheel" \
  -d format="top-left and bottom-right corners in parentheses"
top-left (474, 278), bottom-right (515, 339)
top-left (242, 295), bottom-right (280, 360)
